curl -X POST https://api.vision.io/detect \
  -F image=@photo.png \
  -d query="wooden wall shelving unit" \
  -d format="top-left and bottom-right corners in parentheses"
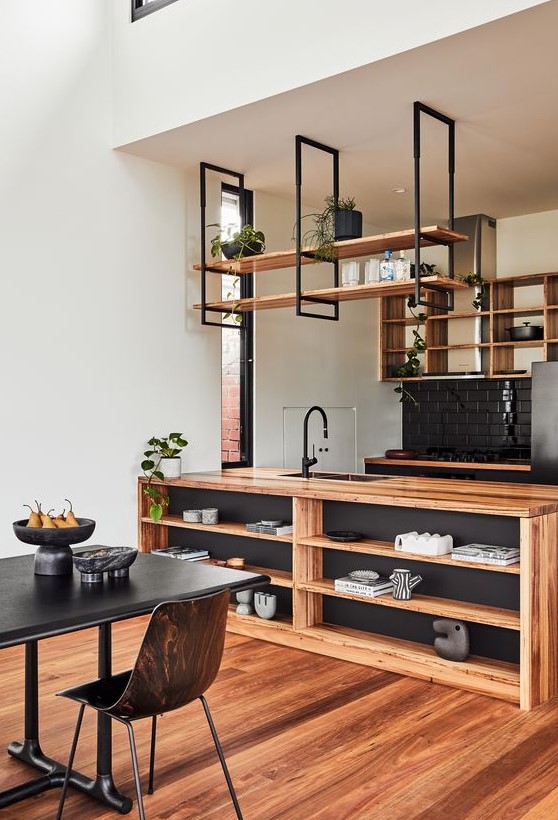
top-left (137, 471), bottom-right (558, 710)
top-left (194, 226), bottom-right (468, 314)
top-left (381, 271), bottom-right (558, 381)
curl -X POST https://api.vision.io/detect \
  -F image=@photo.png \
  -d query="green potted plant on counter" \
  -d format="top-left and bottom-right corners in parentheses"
top-left (141, 433), bottom-right (188, 522)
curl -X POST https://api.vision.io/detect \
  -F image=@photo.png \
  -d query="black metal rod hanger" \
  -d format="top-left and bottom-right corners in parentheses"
top-left (199, 162), bottom-right (245, 327)
top-left (413, 101), bottom-right (456, 312)
top-left (295, 135), bottom-right (340, 321)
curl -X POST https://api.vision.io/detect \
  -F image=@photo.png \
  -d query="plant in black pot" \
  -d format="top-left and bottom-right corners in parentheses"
top-left (210, 223), bottom-right (266, 261)
top-left (298, 195), bottom-right (362, 262)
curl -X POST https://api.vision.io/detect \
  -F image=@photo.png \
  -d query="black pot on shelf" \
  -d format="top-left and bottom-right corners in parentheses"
top-left (334, 210), bottom-right (363, 241)
top-left (506, 322), bottom-right (543, 341)
top-left (221, 240), bottom-right (264, 260)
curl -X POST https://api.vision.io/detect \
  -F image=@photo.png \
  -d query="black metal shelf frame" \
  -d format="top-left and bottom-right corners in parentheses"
top-left (295, 135), bottom-right (340, 321)
top-left (413, 101), bottom-right (456, 312)
top-left (199, 162), bottom-right (246, 327)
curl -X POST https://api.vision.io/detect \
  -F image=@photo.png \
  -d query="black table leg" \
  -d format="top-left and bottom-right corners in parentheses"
top-left (1, 633), bottom-right (133, 813)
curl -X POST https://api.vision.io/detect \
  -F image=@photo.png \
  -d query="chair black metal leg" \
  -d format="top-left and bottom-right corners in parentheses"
top-left (147, 715), bottom-right (157, 795)
top-left (200, 695), bottom-right (243, 820)
top-left (124, 721), bottom-right (146, 820)
top-left (56, 703), bottom-right (85, 820)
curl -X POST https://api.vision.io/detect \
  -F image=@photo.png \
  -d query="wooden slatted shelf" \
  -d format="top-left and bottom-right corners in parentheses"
top-left (299, 578), bottom-right (520, 629)
top-left (227, 606), bottom-right (293, 631)
top-left (194, 276), bottom-right (468, 314)
top-left (194, 226), bottom-right (468, 275)
top-left (301, 623), bottom-right (520, 703)
top-left (141, 515), bottom-right (293, 543)
top-left (298, 535), bottom-right (520, 574)
top-left (231, 563), bottom-right (292, 588)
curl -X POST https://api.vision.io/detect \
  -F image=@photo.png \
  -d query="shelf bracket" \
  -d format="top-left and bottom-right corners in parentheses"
top-left (295, 135), bottom-right (340, 321)
top-left (199, 162), bottom-right (246, 327)
top-left (413, 102), bottom-right (456, 313)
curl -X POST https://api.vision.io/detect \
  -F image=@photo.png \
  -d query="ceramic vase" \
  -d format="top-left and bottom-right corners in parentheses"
top-left (235, 589), bottom-right (254, 616)
top-left (160, 457), bottom-right (181, 479)
top-left (433, 618), bottom-right (470, 661)
top-left (254, 592), bottom-right (277, 620)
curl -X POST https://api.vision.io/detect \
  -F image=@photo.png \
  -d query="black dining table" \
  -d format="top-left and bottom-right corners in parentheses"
top-left (0, 552), bottom-right (269, 813)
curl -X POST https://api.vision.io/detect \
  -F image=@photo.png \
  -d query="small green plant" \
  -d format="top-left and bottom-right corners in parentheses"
top-left (297, 195), bottom-right (358, 263)
top-left (393, 296), bottom-right (427, 406)
top-left (462, 271), bottom-right (487, 310)
top-left (141, 433), bottom-right (188, 522)
top-left (209, 224), bottom-right (265, 324)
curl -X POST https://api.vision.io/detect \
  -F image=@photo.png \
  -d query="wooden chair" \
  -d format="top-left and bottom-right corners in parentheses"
top-left (56, 590), bottom-right (242, 819)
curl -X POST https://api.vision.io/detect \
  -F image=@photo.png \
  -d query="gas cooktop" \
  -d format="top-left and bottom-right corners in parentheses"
top-left (418, 447), bottom-right (531, 464)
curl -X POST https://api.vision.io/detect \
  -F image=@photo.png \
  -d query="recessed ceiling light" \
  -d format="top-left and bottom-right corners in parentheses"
top-left (392, 186), bottom-right (407, 194)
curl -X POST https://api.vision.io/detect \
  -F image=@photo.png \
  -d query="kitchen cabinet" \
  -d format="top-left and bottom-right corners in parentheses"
top-left (138, 468), bottom-right (558, 710)
top-left (381, 271), bottom-right (558, 381)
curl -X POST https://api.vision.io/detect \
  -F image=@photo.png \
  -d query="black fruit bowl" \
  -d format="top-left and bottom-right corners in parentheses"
top-left (13, 518), bottom-right (96, 576)
top-left (13, 518), bottom-right (96, 547)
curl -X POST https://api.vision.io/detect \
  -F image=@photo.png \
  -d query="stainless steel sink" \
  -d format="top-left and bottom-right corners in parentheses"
top-left (278, 471), bottom-right (385, 482)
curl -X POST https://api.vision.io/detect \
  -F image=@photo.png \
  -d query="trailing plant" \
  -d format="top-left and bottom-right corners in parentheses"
top-left (141, 433), bottom-right (188, 522)
top-left (393, 296), bottom-right (427, 406)
top-left (209, 223), bottom-right (265, 325)
top-left (296, 195), bottom-right (358, 263)
top-left (461, 271), bottom-right (487, 310)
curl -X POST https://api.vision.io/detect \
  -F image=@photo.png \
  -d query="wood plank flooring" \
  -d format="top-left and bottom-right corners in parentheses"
top-left (1, 617), bottom-right (558, 819)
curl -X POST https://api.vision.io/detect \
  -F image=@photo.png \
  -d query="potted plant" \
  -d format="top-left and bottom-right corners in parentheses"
top-left (298, 195), bottom-right (362, 262)
top-left (210, 224), bottom-right (266, 261)
top-left (143, 433), bottom-right (188, 480)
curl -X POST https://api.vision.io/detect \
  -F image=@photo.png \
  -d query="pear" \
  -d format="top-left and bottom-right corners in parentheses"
top-left (40, 509), bottom-right (56, 529)
top-left (54, 509), bottom-right (72, 528)
top-left (65, 499), bottom-right (79, 528)
top-left (23, 504), bottom-right (42, 528)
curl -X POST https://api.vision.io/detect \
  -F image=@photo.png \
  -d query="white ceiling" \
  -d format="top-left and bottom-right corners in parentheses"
top-left (119, 1), bottom-right (558, 230)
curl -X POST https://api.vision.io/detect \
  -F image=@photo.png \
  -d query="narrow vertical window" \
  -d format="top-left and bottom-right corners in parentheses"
top-left (220, 186), bottom-right (254, 467)
top-left (132, 0), bottom-right (180, 22)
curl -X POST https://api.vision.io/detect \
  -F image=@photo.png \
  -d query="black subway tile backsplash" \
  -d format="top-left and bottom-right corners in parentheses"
top-left (402, 378), bottom-right (532, 452)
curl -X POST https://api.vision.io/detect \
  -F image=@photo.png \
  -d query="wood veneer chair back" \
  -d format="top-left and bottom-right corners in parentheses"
top-left (109, 590), bottom-right (229, 720)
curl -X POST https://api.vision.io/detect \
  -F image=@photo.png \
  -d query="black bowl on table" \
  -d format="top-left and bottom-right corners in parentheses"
top-left (13, 518), bottom-right (96, 576)
top-left (73, 546), bottom-right (137, 583)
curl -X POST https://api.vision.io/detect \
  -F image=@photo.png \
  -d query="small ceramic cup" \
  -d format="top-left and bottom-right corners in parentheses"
top-left (183, 509), bottom-right (202, 523)
top-left (201, 508), bottom-right (219, 525)
top-left (254, 592), bottom-right (277, 620)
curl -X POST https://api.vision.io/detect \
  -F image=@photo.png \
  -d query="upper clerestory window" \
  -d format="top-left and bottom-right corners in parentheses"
top-left (132, 0), bottom-right (180, 22)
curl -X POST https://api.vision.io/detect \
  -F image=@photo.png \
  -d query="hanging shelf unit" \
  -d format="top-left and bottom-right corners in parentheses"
top-left (196, 103), bottom-right (464, 323)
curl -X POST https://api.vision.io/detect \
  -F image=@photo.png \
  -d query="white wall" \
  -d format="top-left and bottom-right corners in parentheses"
top-left (497, 210), bottom-right (558, 276)
top-left (253, 191), bottom-right (400, 468)
top-left (0, 1), bottom-right (219, 556)
top-left (111, 0), bottom-right (546, 146)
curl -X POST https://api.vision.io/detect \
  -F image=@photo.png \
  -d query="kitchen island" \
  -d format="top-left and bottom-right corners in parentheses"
top-left (138, 469), bottom-right (558, 710)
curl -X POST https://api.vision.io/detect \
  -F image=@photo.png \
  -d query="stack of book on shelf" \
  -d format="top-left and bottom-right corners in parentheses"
top-left (245, 521), bottom-right (293, 536)
top-left (451, 544), bottom-right (520, 566)
top-left (151, 546), bottom-right (210, 562)
top-left (334, 575), bottom-right (393, 598)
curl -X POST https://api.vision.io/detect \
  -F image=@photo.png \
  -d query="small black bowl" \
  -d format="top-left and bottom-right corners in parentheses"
top-left (13, 518), bottom-right (96, 576)
top-left (325, 530), bottom-right (362, 542)
top-left (73, 546), bottom-right (137, 583)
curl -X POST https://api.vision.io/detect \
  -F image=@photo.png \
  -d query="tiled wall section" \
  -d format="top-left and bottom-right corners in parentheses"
top-left (402, 378), bottom-right (532, 452)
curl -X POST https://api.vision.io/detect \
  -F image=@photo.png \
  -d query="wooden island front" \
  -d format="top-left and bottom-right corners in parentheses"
top-left (138, 469), bottom-right (558, 711)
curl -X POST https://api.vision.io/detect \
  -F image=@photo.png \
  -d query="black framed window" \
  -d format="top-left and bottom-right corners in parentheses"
top-left (220, 184), bottom-right (254, 468)
top-left (132, 0), bottom-right (180, 22)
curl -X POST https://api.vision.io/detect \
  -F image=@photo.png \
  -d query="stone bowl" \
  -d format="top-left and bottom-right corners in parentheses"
top-left (13, 518), bottom-right (96, 576)
top-left (73, 546), bottom-right (137, 583)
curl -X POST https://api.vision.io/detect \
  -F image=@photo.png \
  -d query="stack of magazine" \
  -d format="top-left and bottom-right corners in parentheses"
top-left (334, 574), bottom-right (393, 598)
top-left (245, 522), bottom-right (293, 536)
top-left (451, 543), bottom-right (520, 566)
top-left (151, 546), bottom-right (209, 562)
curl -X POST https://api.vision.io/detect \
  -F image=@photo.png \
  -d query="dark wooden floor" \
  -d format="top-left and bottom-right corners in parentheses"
top-left (1, 617), bottom-right (557, 819)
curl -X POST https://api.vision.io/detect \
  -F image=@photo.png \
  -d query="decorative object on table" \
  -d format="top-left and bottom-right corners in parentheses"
top-left (226, 557), bottom-right (245, 569)
top-left (235, 589), bottom-right (254, 616)
top-left (389, 568), bottom-right (422, 600)
top-left (384, 449), bottom-right (418, 460)
top-left (451, 544), bottom-right (520, 567)
top-left (246, 521), bottom-right (293, 535)
top-left (325, 530), bottom-right (362, 542)
top-left (433, 618), bottom-right (470, 662)
top-left (335, 574), bottom-right (393, 598)
top-left (297, 195), bottom-right (361, 263)
top-left (395, 531), bottom-right (453, 556)
top-left (73, 546), bottom-right (137, 583)
top-left (151, 546), bottom-right (209, 561)
top-left (201, 508), bottom-right (219, 525)
top-left (254, 592), bottom-right (277, 620)
top-left (183, 509), bottom-right (202, 523)
top-left (141, 433), bottom-right (188, 521)
top-left (506, 321), bottom-right (544, 341)
top-left (341, 260), bottom-right (360, 287)
top-left (13, 516), bottom-right (96, 576)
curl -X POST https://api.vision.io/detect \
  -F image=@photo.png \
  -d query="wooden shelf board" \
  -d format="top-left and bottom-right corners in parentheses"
top-left (298, 535), bottom-right (520, 574)
top-left (227, 606), bottom-right (293, 631)
top-left (193, 226), bottom-right (468, 275)
top-left (383, 310), bottom-right (490, 324)
top-left (299, 578), bottom-right (520, 630)
top-left (383, 374), bottom-right (533, 382)
top-left (141, 515), bottom-right (293, 543)
top-left (240, 564), bottom-right (292, 588)
top-left (302, 623), bottom-right (520, 702)
top-left (194, 276), bottom-right (468, 314)
top-left (493, 307), bottom-right (544, 315)
top-left (492, 339), bottom-right (549, 348)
